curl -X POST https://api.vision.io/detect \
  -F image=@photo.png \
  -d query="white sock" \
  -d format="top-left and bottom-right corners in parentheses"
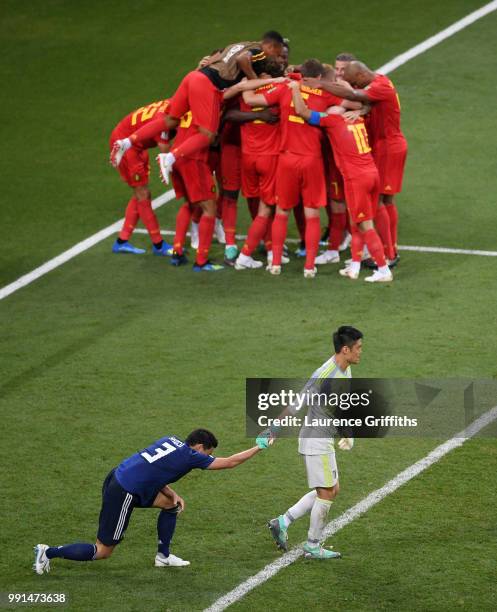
top-left (349, 261), bottom-right (361, 274)
top-left (284, 490), bottom-right (317, 527)
top-left (307, 497), bottom-right (332, 546)
top-left (378, 265), bottom-right (390, 275)
top-left (326, 250), bottom-right (339, 258)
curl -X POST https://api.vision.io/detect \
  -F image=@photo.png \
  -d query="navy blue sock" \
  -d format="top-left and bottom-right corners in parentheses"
top-left (46, 543), bottom-right (97, 561)
top-left (157, 510), bottom-right (177, 556)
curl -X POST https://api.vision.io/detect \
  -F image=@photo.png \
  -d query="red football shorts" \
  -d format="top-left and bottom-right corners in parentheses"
top-left (329, 154), bottom-right (345, 201)
top-left (172, 157), bottom-right (216, 204)
top-left (112, 144), bottom-right (150, 187)
top-left (242, 154), bottom-right (278, 204)
top-left (275, 152), bottom-right (326, 210)
top-left (220, 143), bottom-right (242, 192)
top-left (344, 170), bottom-right (380, 224)
top-left (168, 71), bottom-right (222, 134)
top-left (373, 141), bottom-right (407, 195)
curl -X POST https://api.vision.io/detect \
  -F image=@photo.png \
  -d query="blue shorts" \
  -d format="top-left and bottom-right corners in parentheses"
top-left (97, 469), bottom-right (140, 546)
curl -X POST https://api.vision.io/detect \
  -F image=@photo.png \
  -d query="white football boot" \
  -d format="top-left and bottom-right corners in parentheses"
top-left (303, 267), bottom-right (317, 278)
top-left (267, 250), bottom-right (289, 265)
top-left (155, 552), bottom-right (190, 567)
top-left (33, 544), bottom-right (50, 575)
top-left (235, 253), bottom-right (263, 270)
top-left (157, 152), bottom-right (176, 184)
top-left (364, 268), bottom-right (393, 283)
top-left (315, 250), bottom-right (340, 265)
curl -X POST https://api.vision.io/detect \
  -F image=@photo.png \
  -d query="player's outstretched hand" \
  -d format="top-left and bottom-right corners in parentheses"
top-left (256, 430), bottom-right (274, 449)
top-left (338, 437), bottom-right (354, 451)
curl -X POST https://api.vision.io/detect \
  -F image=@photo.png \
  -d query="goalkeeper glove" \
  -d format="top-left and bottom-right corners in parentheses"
top-left (338, 437), bottom-right (354, 450)
top-left (256, 431), bottom-right (274, 449)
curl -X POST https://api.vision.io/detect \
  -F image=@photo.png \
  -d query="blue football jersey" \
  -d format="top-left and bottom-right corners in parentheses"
top-left (115, 435), bottom-right (215, 506)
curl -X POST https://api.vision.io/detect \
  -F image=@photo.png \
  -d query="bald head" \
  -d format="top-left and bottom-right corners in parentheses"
top-left (343, 60), bottom-right (375, 87)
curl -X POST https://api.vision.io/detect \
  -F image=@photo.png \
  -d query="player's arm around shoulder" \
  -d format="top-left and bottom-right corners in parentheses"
top-left (288, 80), bottom-right (312, 121)
top-left (207, 439), bottom-right (272, 470)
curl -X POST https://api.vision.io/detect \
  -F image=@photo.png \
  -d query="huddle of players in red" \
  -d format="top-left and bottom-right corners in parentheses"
top-left (109, 30), bottom-right (407, 282)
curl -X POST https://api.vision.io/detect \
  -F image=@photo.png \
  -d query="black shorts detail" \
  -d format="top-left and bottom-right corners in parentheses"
top-left (97, 469), bottom-right (139, 546)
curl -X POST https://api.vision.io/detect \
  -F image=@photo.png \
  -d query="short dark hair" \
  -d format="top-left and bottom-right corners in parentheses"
top-left (263, 57), bottom-right (285, 77)
top-left (333, 326), bottom-right (363, 353)
top-left (300, 58), bottom-right (326, 78)
top-left (185, 428), bottom-right (218, 450)
top-left (262, 30), bottom-right (285, 45)
top-left (335, 52), bottom-right (356, 62)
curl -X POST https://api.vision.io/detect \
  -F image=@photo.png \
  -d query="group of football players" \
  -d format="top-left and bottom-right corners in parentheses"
top-left (109, 30), bottom-right (407, 283)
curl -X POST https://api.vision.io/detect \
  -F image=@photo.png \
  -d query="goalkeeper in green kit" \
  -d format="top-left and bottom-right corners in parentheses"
top-left (258, 325), bottom-right (362, 559)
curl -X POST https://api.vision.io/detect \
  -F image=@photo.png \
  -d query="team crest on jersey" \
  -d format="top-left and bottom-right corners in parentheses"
top-left (134, 174), bottom-right (141, 182)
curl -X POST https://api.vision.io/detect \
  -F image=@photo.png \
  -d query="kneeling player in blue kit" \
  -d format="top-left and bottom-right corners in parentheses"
top-left (34, 429), bottom-right (270, 572)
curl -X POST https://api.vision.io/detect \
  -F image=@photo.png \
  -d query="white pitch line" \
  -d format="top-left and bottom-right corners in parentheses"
top-left (2, 0), bottom-right (496, 302)
top-left (377, 0), bottom-right (497, 74)
top-left (133, 229), bottom-right (497, 258)
top-left (204, 405), bottom-right (497, 612)
top-left (0, 190), bottom-right (176, 301)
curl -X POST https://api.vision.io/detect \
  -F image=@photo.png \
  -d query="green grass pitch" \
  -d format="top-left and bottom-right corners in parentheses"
top-left (1, 1), bottom-right (497, 610)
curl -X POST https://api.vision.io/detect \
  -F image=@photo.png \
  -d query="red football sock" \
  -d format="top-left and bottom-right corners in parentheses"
top-left (119, 197), bottom-right (139, 241)
top-left (173, 203), bottom-right (192, 255)
top-left (385, 203), bottom-right (399, 255)
top-left (196, 215), bottom-right (215, 265)
top-left (374, 206), bottom-right (395, 260)
top-left (242, 215), bottom-right (269, 256)
top-left (172, 132), bottom-right (211, 160)
top-left (304, 216), bottom-right (321, 270)
top-left (130, 118), bottom-right (165, 147)
top-left (350, 227), bottom-right (364, 262)
top-left (363, 228), bottom-right (387, 268)
top-left (136, 199), bottom-right (162, 245)
top-left (329, 212), bottom-right (347, 250)
top-left (247, 197), bottom-right (259, 220)
top-left (271, 214), bottom-right (288, 266)
top-left (293, 203), bottom-right (306, 241)
top-left (264, 217), bottom-right (273, 252)
top-left (222, 196), bottom-right (237, 246)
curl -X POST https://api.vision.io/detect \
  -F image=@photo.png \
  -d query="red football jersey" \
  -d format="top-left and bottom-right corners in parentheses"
top-left (240, 83), bottom-right (280, 156)
top-left (364, 74), bottom-right (406, 147)
top-left (174, 110), bottom-right (209, 161)
top-left (112, 99), bottom-right (170, 144)
top-left (263, 84), bottom-right (342, 157)
top-left (318, 114), bottom-right (377, 180)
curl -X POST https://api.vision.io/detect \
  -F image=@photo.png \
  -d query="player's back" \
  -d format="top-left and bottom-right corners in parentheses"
top-left (266, 85), bottom-right (339, 157)
top-left (111, 100), bottom-right (169, 140)
top-left (366, 74), bottom-right (406, 147)
top-left (115, 435), bottom-right (213, 506)
top-left (321, 115), bottom-right (376, 179)
top-left (200, 41), bottom-right (265, 89)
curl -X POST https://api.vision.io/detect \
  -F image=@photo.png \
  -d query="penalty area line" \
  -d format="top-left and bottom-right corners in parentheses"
top-left (0, 190), bottom-right (176, 302)
top-left (203, 405), bottom-right (497, 612)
